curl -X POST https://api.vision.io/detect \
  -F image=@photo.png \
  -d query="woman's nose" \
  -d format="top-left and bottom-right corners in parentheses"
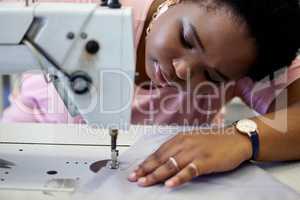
top-left (172, 58), bottom-right (192, 80)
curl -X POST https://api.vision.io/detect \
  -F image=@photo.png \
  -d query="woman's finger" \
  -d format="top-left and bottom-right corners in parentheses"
top-left (136, 156), bottom-right (180, 187)
top-left (165, 159), bottom-right (216, 188)
top-left (128, 136), bottom-right (182, 181)
top-left (137, 151), bottom-right (192, 187)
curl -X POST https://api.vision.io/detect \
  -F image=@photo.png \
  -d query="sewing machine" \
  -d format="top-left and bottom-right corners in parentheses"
top-left (1, 2), bottom-right (300, 198)
top-left (0, 0), bottom-right (135, 169)
top-left (0, 0), bottom-right (136, 191)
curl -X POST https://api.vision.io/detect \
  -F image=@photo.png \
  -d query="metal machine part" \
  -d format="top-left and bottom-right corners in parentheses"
top-left (107, 0), bottom-right (122, 9)
top-left (108, 129), bottom-right (120, 169)
top-left (70, 71), bottom-right (93, 95)
top-left (0, 2), bottom-right (136, 169)
top-left (0, 123), bottom-right (135, 191)
top-left (0, 159), bottom-right (15, 169)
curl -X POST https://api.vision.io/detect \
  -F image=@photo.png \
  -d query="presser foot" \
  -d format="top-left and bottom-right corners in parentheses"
top-left (108, 129), bottom-right (120, 169)
top-left (108, 150), bottom-right (119, 169)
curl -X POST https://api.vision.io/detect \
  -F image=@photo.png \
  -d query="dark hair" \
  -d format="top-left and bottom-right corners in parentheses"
top-left (187, 0), bottom-right (300, 81)
top-left (223, 0), bottom-right (300, 81)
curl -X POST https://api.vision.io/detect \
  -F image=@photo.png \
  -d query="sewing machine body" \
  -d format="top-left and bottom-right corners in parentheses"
top-left (0, 123), bottom-right (138, 192)
top-left (0, 1), bottom-right (136, 178)
top-left (0, 2), bottom-right (135, 128)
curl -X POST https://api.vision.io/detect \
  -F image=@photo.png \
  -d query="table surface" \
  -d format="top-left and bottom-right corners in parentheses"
top-left (0, 123), bottom-right (299, 199)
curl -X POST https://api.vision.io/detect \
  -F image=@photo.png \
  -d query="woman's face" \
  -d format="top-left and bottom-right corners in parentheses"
top-left (145, 2), bottom-right (257, 88)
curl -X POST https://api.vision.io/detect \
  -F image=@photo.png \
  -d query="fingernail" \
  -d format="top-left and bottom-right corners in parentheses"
top-left (128, 172), bottom-right (137, 181)
top-left (165, 179), bottom-right (175, 188)
top-left (138, 177), bottom-right (147, 186)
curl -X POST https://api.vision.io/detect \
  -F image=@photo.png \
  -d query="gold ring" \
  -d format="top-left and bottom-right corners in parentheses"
top-left (189, 163), bottom-right (200, 177)
top-left (169, 157), bottom-right (180, 171)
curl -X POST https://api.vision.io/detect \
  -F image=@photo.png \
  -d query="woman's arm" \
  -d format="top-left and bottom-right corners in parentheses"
top-left (128, 78), bottom-right (300, 188)
top-left (255, 78), bottom-right (300, 161)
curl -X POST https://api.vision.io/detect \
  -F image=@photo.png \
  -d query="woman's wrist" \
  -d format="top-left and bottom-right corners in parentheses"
top-left (229, 125), bottom-right (253, 161)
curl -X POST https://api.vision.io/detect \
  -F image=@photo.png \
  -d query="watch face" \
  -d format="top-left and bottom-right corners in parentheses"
top-left (236, 119), bottom-right (257, 134)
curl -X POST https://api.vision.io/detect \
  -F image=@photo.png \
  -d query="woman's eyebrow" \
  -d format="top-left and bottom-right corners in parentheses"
top-left (189, 22), bottom-right (206, 52)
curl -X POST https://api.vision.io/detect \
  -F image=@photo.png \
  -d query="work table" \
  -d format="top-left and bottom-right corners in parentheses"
top-left (0, 123), bottom-right (299, 199)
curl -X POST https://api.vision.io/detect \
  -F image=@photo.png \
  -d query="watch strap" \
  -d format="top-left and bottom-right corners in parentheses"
top-left (233, 121), bottom-right (260, 161)
top-left (249, 130), bottom-right (260, 161)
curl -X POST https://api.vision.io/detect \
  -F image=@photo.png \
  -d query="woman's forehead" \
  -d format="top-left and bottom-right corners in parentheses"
top-left (173, 3), bottom-right (256, 78)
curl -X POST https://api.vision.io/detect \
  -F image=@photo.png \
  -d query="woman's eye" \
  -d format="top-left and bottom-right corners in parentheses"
top-left (180, 28), bottom-right (193, 49)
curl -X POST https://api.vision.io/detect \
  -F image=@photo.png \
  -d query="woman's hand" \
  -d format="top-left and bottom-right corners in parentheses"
top-left (128, 126), bottom-right (252, 188)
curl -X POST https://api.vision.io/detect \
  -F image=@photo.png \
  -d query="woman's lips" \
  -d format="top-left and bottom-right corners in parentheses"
top-left (154, 61), bottom-right (170, 86)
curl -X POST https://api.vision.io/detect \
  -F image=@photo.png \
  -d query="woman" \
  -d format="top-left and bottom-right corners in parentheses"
top-left (2, 0), bottom-right (300, 188)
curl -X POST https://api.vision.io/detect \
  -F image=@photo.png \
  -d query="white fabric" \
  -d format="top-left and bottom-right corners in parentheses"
top-left (73, 126), bottom-right (300, 200)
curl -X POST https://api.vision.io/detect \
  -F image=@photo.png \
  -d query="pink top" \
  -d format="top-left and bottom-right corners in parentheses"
top-left (2, 0), bottom-right (300, 126)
